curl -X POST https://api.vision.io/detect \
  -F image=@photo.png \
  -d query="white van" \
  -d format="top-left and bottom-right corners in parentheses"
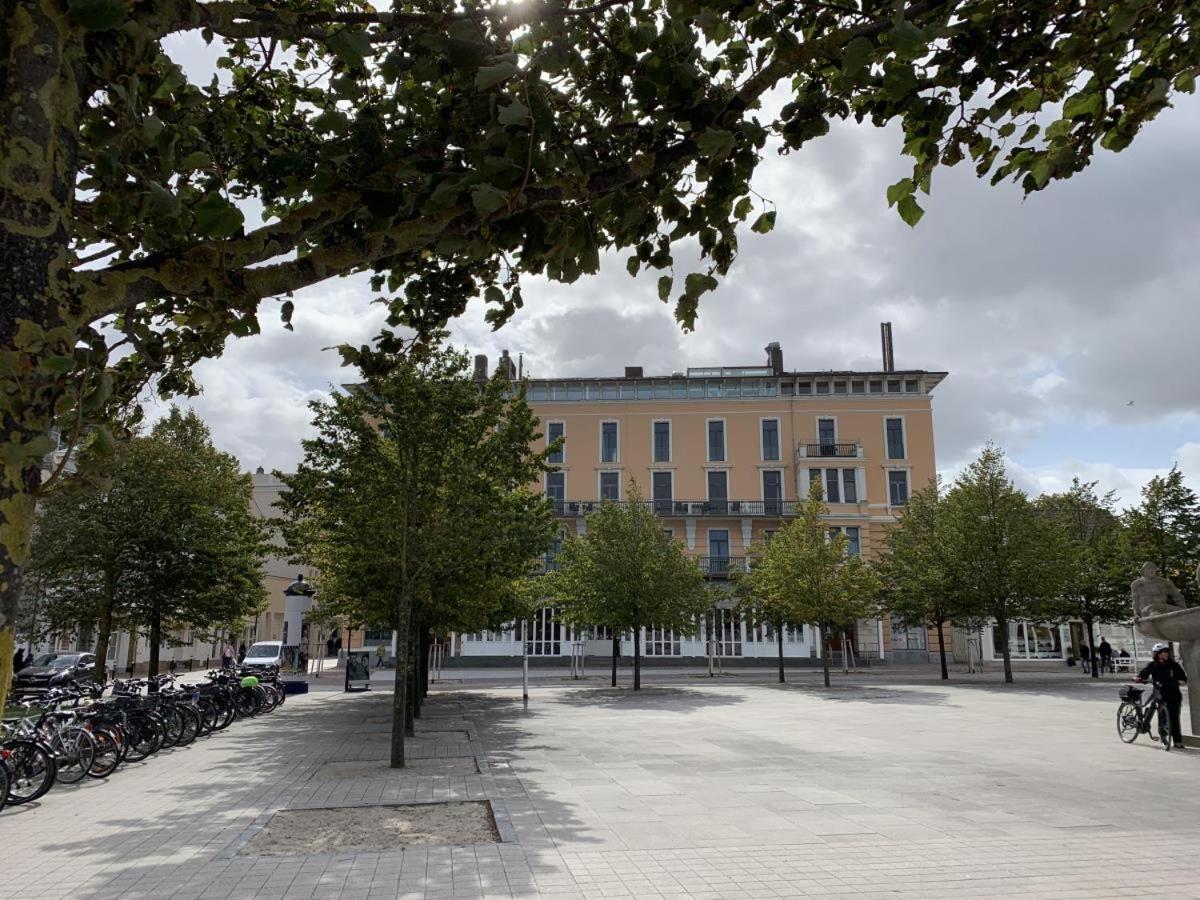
top-left (242, 640), bottom-right (284, 671)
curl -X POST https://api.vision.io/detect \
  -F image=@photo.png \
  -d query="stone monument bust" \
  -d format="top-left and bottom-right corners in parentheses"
top-left (1131, 561), bottom-right (1189, 620)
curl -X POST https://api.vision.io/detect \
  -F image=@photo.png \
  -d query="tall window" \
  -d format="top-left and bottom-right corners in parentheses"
top-left (599, 471), bottom-right (620, 501)
top-left (885, 417), bottom-right (905, 459)
top-left (653, 421), bottom-right (671, 463)
top-left (845, 526), bottom-right (861, 556)
top-left (707, 470), bottom-right (728, 513)
top-left (817, 418), bottom-right (836, 452)
top-left (546, 471), bottom-right (565, 514)
top-left (761, 419), bottom-right (780, 461)
top-left (762, 470), bottom-right (783, 515)
top-left (708, 529), bottom-right (730, 574)
top-left (600, 421), bottom-right (619, 462)
top-left (652, 470), bottom-right (673, 515)
top-left (824, 469), bottom-right (840, 503)
top-left (547, 422), bottom-right (564, 464)
top-left (707, 420), bottom-right (726, 461)
top-left (842, 469), bottom-right (858, 503)
top-left (888, 470), bottom-right (909, 506)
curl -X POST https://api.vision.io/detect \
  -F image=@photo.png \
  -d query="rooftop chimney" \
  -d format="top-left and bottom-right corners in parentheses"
top-left (880, 322), bottom-right (895, 372)
top-left (764, 341), bottom-right (783, 375)
top-left (496, 349), bottom-right (516, 380)
top-left (472, 354), bottom-right (488, 385)
top-left (624, 366), bottom-right (643, 379)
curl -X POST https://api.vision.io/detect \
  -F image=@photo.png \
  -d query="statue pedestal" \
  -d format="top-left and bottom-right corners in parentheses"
top-left (1135, 607), bottom-right (1200, 737)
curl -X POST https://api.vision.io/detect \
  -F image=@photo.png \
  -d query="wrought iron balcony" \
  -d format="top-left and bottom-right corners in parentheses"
top-left (550, 499), bottom-right (797, 518)
top-left (798, 442), bottom-right (861, 459)
top-left (698, 556), bottom-right (748, 577)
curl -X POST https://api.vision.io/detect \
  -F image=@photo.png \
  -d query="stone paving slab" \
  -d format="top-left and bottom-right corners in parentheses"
top-left (1, 674), bottom-right (1199, 898)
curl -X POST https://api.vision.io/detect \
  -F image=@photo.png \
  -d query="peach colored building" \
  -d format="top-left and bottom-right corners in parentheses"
top-left (457, 336), bottom-right (948, 664)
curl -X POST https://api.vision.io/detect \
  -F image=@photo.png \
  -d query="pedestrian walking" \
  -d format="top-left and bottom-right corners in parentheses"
top-left (237, 643), bottom-right (247, 664)
top-left (12, 647), bottom-right (25, 674)
top-left (221, 640), bottom-right (235, 669)
top-left (376, 644), bottom-right (387, 669)
top-left (1079, 643), bottom-right (1091, 674)
top-left (1098, 637), bottom-right (1113, 674)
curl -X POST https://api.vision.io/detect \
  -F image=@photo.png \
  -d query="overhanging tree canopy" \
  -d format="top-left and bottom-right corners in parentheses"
top-left (2, 0), bottom-right (1198, 703)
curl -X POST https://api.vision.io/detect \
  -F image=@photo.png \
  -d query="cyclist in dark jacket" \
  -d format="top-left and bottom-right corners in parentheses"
top-left (1137, 643), bottom-right (1188, 748)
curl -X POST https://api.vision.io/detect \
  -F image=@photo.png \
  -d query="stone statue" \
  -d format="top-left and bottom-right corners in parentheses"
top-left (1132, 561), bottom-right (1200, 743)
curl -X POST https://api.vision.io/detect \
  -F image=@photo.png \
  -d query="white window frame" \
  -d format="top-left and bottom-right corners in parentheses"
top-left (815, 415), bottom-right (837, 444)
top-left (545, 420), bottom-right (566, 465)
top-left (883, 415), bottom-right (908, 461)
top-left (760, 468), bottom-right (785, 503)
top-left (597, 470), bottom-right (621, 501)
top-left (840, 468), bottom-right (858, 504)
top-left (759, 417), bottom-right (781, 462)
top-left (886, 467), bottom-right (911, 507)
top-left (544, 470), bottom-right (566, 508)
top-left (599, 420), bottom-right (620, 464)
top-left (651, 419), bottom-right (672, 464)
top-left (705, 468), bottom-right (730, 502)
top-left (705, 417), bottom-right (727, 462)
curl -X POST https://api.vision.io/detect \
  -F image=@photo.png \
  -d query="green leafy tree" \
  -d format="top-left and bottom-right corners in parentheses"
top-left (1124, 466), bottom-right (1200, 605)
top-left (736, 535), bottom-right (800, 684)
top-left (3, 0), bottom-right (1198, 705)
top-left (276, 342), bottom-right (554, 766)
top-left (24, 409), bottom-right (269, 684)
top-left (549, 482), bottom-right (708, 690)
top-left (748, 487), bottom-right (879, 688)
top-left (940, 445), bottom-right (1066, 684)
top-left (1037, 479), bottom-right (1132, 678)
top-left (878, 479), bottom-right (963, 680)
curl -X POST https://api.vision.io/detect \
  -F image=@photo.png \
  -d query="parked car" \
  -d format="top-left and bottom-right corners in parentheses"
top-left (240, 641), bottom-right (284, 672)
top-left (14, 652), bottom-right (96, 692)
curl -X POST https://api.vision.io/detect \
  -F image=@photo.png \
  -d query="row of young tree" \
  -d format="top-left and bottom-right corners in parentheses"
top-left (17, 410), bottom-right (270, 688)
top-left (881, 446), bottom-right (1200, 684)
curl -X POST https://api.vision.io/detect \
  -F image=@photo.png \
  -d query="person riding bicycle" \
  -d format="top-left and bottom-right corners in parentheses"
top-left (1135, 642), bottom-right (1188, 749)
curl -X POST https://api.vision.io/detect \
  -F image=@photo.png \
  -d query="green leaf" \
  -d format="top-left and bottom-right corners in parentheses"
top-left (626, 256), bottom-right (640, 277)
top-left (897, 195), bottom-right (924, 227)
top-left (1063, 92), bottom-right (1102, 119)
top-left (696, 128), bottom-right (736, 162)
top-left (193, 192), bottom-right (244, 238)
top-left (142, 115), bottom-right (163, 140)
top-left (733, 197), bottom-right (752, 221)
top-left (327, 29), bottom-right (372, 69)
top-left (91, 425), bottom-right (115, 459)
top-left (476, 60), bottom-right (518, 91)
top-left (841, 36), bottom-right (875, 75)
top-left (891, 20), bottom-right (926, 57)
top-left (40, 355), bottom-right (77, 375)
top-left (498, 99), bottom-right (529, 126)
top-left (1175, 72), bottom-right (1196, 94)
top-left (484, 285), bottom-right (505, 304)
top-left (181, 151), bottom-right (211, 171)
top-left (750, 211), bottom-right (776, 234)
top-left (684, 272), bottom-right (719, 298)
top-left (657, 275), bottom-right (672, 302)
top-left (280, 300), bottom-right (295, 332)
top-left (886, 178), bottom-right (915, 207)
top-left (82, 372), bottom-right (114, 413)
top-left (67, 0), bottom-right (127, 30)
top-left (470, 184), bottom-right (509, 216)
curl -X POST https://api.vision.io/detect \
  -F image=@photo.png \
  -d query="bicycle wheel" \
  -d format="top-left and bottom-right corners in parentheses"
top-left (159, 708), bottom-right (183, 749)
top-left (123, 715), bottom-right (161, 762)
top-left (49, 728), bottom-right (96, 785)
top-left (1158, 705), bottom-right (1172, 751)
top-left (4, 739), bottom-right (57, 804)
top-left (175, 706), bottom-right (200, 746)
top-left (1117, 703), bottom-right (1141, 743)
top-left (0, 759), bottom-right (9, 813)
top-left (87, 728), bottom-right (122, 778)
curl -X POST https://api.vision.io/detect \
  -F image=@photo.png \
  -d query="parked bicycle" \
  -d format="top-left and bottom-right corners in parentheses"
top-left (1116, 683), bottom-right (1173, 750)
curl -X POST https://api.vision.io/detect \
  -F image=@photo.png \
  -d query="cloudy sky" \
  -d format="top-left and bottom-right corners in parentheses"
top-left (158, 38), bottom-right (1200, 507)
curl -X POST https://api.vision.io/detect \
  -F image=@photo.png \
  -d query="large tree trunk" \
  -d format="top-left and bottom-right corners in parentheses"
top-left (390, 597), bottom-right (412, 768)
top-left (611, 635), bottom-right (618, 687)
top-left (148, 604), bottom-right (161, 683)
top-left (0, 0), bottom-right (86, 716)
top-left (1086, 616), bottom-right (1098, 680)
top-left (821, 622), bottom-right (831, 688)
top-left (997, 612), bottom-right (1014, 684)
top-left (633, 626), bottom-right (641, 690)
top-left (936, 617), bottom-right (949, 681)
top-left (92, 575), bottom-right (115, 685)
top-left (777, 622), bottom-right (785, 684)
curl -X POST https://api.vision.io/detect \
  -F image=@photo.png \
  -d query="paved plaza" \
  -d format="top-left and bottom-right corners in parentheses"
top-left (2, 668), bottom-right (1199, 898)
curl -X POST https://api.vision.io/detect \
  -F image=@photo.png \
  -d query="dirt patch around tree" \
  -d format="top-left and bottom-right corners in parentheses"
top-left (313, 758), bottom-right (480, 780)
top-left (240, 801), bottom-right (500, 855)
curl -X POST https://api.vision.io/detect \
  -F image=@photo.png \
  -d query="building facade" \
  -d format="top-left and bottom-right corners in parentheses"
top-left (456, 337), bottom-right (948, 664)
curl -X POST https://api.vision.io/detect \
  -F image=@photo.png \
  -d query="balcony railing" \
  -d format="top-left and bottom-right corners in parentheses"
top-left (798, 442), bottom-right (861, 459)
top-left (550, 499), bottom-right (797, 518)
top-left (698, 556), bottom-right (748, 577)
